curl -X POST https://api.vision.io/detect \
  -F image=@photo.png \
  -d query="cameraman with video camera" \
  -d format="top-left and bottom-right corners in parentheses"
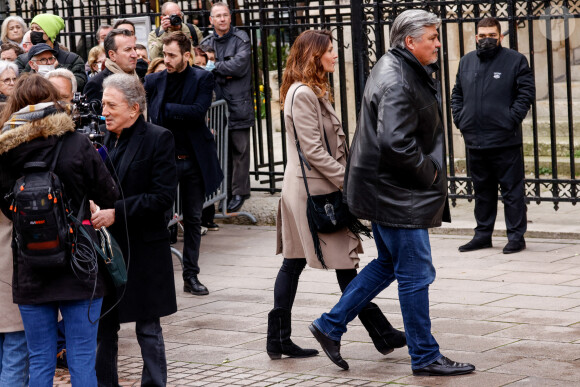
top-left (148, 1), bottom-right (203, 60)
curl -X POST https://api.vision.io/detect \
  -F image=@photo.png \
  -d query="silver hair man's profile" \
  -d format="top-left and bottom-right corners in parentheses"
top-left (390, 9), bottom-right (441, 49)
top-left (102, 73), bottom-right (146, 113)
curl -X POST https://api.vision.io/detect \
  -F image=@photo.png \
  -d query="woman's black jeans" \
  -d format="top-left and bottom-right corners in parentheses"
top-left (273, 258), bottom-right (357, 310)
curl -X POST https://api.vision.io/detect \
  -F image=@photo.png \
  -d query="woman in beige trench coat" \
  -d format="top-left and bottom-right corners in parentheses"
top-left (267, 30), bottom-right (407, 360)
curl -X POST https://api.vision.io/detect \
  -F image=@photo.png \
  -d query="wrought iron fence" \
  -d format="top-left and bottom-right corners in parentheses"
top-left (3, 0), bottom-right (579, 208)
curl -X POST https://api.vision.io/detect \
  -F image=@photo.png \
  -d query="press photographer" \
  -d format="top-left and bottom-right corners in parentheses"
top-left (148, 1), bottom-right (203, 60)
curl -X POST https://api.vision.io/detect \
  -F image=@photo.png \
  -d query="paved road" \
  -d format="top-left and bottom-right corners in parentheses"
top-left (54, 224), bottom-right (580, 386)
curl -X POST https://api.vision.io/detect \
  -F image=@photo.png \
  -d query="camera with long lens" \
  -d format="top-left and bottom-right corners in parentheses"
top-left (169, 14), bottom-right (182, 26)
top-left (71, 92), bottom-right (105, 144)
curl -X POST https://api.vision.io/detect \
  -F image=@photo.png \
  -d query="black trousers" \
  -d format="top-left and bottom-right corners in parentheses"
top-left (468, 146), bottom-right (527, 242)
top-left (96, 298), bottom-right (167, 387)
top-left (228, 128), bottom-right (251, 197)
top-left (176, 157), bottom-right (205, 279)
top-left (273, 258), bottom-right (357, 310)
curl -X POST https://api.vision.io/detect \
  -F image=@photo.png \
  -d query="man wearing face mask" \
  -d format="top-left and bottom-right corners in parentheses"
top-left (27, 43), bottom-right (59, 76)
top-left (451, 17), bottom-right (535, 254)
top-left (15, 13), bottom-right (87, 91)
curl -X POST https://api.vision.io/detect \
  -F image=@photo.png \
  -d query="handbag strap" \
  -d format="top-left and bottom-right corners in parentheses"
top-left (290, 84), bottom-right (333, 200)
top-left (290, 85), bottom-right (313, 200)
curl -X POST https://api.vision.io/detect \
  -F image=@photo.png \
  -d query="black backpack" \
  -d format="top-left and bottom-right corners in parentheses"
top-left (8, 140), bottom-right (74, 268)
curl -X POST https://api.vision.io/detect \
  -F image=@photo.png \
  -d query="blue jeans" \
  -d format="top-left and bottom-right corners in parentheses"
top-left (19, 297), bottom-right (103, 387)
top-left (0, 330), bottom-right (28, 386)
top-left (313, 224), bottom-right (441, 369)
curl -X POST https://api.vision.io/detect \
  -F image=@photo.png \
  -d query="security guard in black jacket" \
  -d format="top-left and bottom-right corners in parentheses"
top-left (451, 17), bottom-right (535, 254)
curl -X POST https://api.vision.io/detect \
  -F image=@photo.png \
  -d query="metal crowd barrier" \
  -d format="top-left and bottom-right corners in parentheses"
top-left (169, 100), bottom-right (257, 263)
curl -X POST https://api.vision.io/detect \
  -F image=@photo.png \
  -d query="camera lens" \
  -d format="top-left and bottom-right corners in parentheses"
top-left (169, 14), bottom-right (182, 26)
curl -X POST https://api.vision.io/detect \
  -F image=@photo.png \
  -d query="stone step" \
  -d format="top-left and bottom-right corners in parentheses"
top-left (522, 118), bottom-right (580, 137)
top-left (452, 156), bottom-right (580, 177)
top-left (534, 99), bottom-right (580, 118)
top-left (553, 81), bottom-right (580, 99)
top-left (522, 137), bottom-right (579, 157)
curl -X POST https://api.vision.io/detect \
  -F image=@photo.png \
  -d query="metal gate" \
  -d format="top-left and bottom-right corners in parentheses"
top-left (3, 0), bottom-right (579, 208)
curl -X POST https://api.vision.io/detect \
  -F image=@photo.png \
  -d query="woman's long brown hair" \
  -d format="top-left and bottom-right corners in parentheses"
top-left (0, 73), bottom-right (63, 126)
top-left (279, 29), bottom-right (334, 108)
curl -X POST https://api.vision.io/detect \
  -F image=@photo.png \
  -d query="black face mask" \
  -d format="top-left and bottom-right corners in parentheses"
top-left (476, 37), bottom-right (501, 59)
top-left (30, 31), bottom-right (46, 45)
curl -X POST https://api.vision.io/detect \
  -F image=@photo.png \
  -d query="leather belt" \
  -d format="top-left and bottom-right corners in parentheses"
top-left (177, 155), bottom-right (189, 160)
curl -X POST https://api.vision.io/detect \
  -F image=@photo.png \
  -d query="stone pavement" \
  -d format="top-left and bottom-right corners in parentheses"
top-left (52, 210), bottom-right (580, 386)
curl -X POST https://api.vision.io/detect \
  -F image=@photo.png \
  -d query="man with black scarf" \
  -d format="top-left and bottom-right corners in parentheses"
top-left (451, 17), bottom-right (535, 254)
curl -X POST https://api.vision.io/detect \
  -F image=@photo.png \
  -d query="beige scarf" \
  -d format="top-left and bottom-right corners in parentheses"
top-left (104, 58), bottom-right (138, 77)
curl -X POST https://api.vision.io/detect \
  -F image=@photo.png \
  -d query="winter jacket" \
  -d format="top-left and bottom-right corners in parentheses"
top-left (0, 112), bottom-right (119, 305)
top-left (200, 28), bottom-right (254, 130)
top-left (15, 42), bottom-right (88, 91)
top-left (148, 23), bottom-right (203, 60)
top-left (344, 47), bottom-right (450, 229)
top-left (451, 46), bottom-right (535, 149)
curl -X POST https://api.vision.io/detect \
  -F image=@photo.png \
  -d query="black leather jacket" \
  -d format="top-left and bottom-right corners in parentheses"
top-left (344, 47), bottom-right (449, 228)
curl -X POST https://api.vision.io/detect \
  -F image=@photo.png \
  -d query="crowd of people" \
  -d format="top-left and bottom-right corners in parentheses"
top-left (0, 2), bottom-right (535, 386)
top-left (0, 2), bottom-right (255, 385)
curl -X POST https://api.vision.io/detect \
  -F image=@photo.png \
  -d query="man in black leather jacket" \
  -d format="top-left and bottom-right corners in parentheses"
top-left (451, 17), bottom-right (534, 254)
top-left (310, 10), bottom-right (475, 377)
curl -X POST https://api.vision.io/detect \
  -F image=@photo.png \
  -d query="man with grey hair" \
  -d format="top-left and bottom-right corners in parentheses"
top-left (46, 68), bottom-right (77, 102)
top-left (201, 1), bottom-right (254, 212)
top-left (94, 73), bottom-right (177, 386)
top-left (310, 10), bottom-right (475, 376)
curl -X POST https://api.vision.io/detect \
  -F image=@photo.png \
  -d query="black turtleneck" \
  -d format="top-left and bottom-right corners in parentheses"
top-left (163, 67), bottom-right (194, 156)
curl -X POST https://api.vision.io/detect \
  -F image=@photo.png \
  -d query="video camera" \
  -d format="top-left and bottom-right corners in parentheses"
top-left (71, 92), bottom-right (105, 144)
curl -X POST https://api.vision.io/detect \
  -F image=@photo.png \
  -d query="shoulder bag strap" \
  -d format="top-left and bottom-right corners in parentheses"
top-left (290, 85), bottom-right (313, 199)
top-left (291, 85), bottom-right (332, 199)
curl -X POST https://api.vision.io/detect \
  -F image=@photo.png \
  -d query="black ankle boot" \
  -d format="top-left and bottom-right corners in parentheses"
top-left (266, 308), bottom-right (319, 359)
top-left (358, 302), bottom-right (407, 355)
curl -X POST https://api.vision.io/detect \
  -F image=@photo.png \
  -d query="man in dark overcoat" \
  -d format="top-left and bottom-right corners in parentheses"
top-left (144, 31), bottom-right (223, 296)
top-left (91, 73), bottom-right (178, 387)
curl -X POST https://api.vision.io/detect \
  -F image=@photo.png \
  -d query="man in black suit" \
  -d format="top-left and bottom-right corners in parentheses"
top-left (92, 73), bottom-right (178, 386)
top-left (144, 32), bottom-right (223, 296)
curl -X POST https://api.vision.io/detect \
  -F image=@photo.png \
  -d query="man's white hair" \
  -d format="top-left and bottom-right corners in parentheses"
top-left (45, 68), bottom-right (77, 94)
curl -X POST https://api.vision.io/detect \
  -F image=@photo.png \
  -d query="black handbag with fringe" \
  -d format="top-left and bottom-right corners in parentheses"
top-left (289, 85), bottom-right (371, 269)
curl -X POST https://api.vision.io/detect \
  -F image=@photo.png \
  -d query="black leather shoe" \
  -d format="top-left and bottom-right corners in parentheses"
top-left (184, 276), bottom-right (209, 296)
top-left (227, 194), bottom-right (250, 212)
top-left (503, 239), bottom-right (526, 254)
top-left (458, 238), bottom-right (492, 252)
top-left (309, 324), bottom-right (349, 370)
top-left (413, 355), bottom-right (475, 376)
top-left (202, 222), bottom-right (220, 231)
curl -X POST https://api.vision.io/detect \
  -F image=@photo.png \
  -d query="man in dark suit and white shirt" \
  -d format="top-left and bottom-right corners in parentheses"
top-left (144, 31), bottom-right (223, 296)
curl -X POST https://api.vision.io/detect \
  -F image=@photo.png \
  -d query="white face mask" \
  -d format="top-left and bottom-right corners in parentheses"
top-left (36, 64), bottom-right (55, 75)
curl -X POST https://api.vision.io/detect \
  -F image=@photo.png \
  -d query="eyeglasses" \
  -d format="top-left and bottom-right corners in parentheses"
top-left (31, 56), bottom-right (56, 65)
top-left (1, 77), bottom-right (16, 85)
